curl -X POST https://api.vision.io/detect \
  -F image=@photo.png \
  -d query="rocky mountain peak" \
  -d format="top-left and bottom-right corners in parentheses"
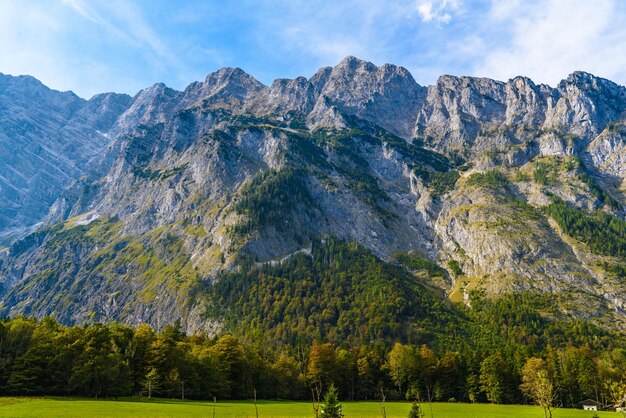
top-left (0, 73), bottom-right (45, 92)
top-left (176, 67), bottom-right (268, 112)
top-left (507, 75), bottom-right (539, 91)
top-left (414, 69), bottom-right (626, 156)
top-left (130, 82), bottom-right (177, 107)
top-left (334, 55), bottom-right (378, 72)
top-left (549, 71), bottom-right (626, 139)
top-left (434, 74), bottom-right (507, 95)
top-left (204, 66), bottom-right (259, 83)
top-left (503, 76), bottom-right (552, 126)
top-left (311, 56), bottom-right (425, 138)
top-left (89, 91), bottom-right (133, 104)
top-left (0, 73), bottom-right (83, 119)
top-left (138, 82), bottom-right (170, 96)
top-left (0, 74), bottom-right (134, 242)
top-left (559, 71), bottom-right (626, 104)
top-left (564, 70), bottom-right (606, 88)
top-left (71, 93), bottom-right (134, 133)
top-left (414, 75), bottom-right (508, 149)
top-left (308, 66), bottom-right (333, 92)
top-left (111, 83), bottom-right (181, 134)
top-left (201, 67), bottom-right (267, 103)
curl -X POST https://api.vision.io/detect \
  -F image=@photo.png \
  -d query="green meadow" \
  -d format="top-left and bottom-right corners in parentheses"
top-left (0, 398), bottom-right (615, 417)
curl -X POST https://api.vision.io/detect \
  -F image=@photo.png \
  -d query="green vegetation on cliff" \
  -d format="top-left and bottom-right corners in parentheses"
top-left (466, 170), bottom-right (508, 188)
top-left (232, 167), bottom-right (313, 235)
top-left (212, 238), bottom-right (458, 346)
top-left (544, 197), bottom-right (626, 258)
top-left (0, 218), bottom-right (204, 323)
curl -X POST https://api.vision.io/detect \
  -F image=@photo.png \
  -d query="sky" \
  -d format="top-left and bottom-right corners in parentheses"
top-left (1, 0), bottom-right (625, 98)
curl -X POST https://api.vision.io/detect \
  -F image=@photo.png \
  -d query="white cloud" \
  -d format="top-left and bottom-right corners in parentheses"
top-left (488, 0), bottom-right (522, 21)
top-left (439, 13), bottom-right (452, 24)
top-left (475, 0), bottom-right (626, 85)
top-left (418, 2), bottom-right (435, 21)
top-left (417, 0), bottom-right (460, 24)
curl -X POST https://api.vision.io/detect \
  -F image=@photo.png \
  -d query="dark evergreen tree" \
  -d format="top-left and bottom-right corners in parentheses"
top-left (407, 401), bottom-right (423, 418)
top-left (320, 384), bottom-right (343, 418)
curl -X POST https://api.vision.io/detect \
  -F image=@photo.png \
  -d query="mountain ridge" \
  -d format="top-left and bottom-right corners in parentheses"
top-left (0, 57), bottom-right (625, 337)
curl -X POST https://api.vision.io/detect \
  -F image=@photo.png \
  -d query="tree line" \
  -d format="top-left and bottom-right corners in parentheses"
top-left (2, 239), bottom-right (626, 412)
top-left (0, 316), bottom-right (625, 413)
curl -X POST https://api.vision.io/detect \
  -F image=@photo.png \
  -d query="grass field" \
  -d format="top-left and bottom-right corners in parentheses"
top-left (0, 397), bottom-right (617, 417)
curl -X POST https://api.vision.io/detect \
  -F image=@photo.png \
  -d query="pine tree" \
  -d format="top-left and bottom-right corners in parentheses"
top-left (320, 384), bottom-right (343, 418)
top-left (407, 401), bottom-right (423, 418)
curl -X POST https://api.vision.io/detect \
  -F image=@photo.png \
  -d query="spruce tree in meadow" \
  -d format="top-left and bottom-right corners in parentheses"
top-left (407, 401), bottom-right (424, 418)
top-left (320, 384), bottom-right (343, 418)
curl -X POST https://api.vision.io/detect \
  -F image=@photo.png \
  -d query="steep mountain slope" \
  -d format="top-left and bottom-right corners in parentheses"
top-left (0, 57), bottom-right (625, 338)
top-left (0, 73), bottom-right (133, 243)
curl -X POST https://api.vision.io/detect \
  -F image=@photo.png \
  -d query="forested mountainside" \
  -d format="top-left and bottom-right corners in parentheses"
top-left (0, 56), bottom-right (625, 343)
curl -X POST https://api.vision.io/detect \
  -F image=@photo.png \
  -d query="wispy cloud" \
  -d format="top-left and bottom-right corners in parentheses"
top-left (474, 0), bottom-right (626, 85)
top-left (257, 1), bottom-right (427, 73)
top-left (0, 0), bottom-right (191, 97)
top-left (62, 0), bottom-right (183, 75)
top-left (0, 2), bottom-right (72, 90)
top-left (61, 0), bottom-right (127, 40)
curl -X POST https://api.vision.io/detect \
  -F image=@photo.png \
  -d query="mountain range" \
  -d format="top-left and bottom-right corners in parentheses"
top-left (0, 56), bottom-right (625, 339)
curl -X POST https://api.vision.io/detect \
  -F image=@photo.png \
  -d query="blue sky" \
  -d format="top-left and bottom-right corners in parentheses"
top-left (1, 0), bottom-right (625, 98)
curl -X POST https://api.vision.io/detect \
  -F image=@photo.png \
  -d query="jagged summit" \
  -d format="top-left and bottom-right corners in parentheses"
top-left (565, 70), bottom-right (610, 85)
top-left (203, 66), bottom-right (266, 91)
top-left (204, 66), bottom-right (257, 82)
top-left (335, 55), bottom-right (378, 71)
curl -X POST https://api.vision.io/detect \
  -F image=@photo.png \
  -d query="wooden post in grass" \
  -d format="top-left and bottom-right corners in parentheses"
top-left (213, 396), bottom-right (216, 418)
top-left (380, 387), bottom-right (387, 418)
top-left (254, 388), bottom-right (259, 418)
top-left (312, 383), bottom-right (322, 418)
top-left (426, 385), bottom-right (434, 418)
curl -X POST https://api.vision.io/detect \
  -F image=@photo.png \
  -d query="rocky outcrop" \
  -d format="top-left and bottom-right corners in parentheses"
top-left (310, 56), bottom-right (426, 138)
top-left (584, 124), bottom-right (626, 178)
top-left (413, 70), bottom-right (626, 162)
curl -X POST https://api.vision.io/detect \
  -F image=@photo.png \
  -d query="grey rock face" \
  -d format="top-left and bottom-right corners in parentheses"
top-left (312, 56), bottom-right (426, 138)
top-left (248, 77), bottom-right (318, 117)
top-left (414, 71), bottom-right (626, 161)
top-left (183, 67), bottom-right (266, 110)
top-left (414, 75), bottom-right (508, 152)
top-left (550, 71), bottom-right (626, 140)
top-left (584, 124), bottom-right (626, 178)
top-left (0, 73), bottom-right (132, 243)
top-left (504, 76), bottom-right (553, 126)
